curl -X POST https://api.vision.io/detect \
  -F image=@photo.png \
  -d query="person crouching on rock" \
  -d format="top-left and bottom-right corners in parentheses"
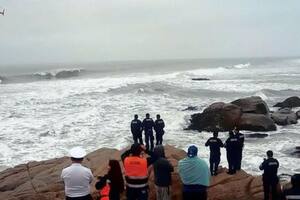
top-left (61, 147), bottom-right (94, 200)
top-left (95, 160), bottom-right (124, 200)
top-left (259, 150), bottom-right (280, 200)
top-left (205, 130), bottom-right (224, 176)
top-left (178, 145), bottom-right (210, 200)
top-left (121, 143), bottom-right (154, 200)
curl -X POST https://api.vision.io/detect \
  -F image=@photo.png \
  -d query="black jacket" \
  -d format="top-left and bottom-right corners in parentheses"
top-left (259, 157), bottom-right (279, 182)
top-left (131, 119), bottom-right (143, 134)
top-left (205, 137), bottom-right (224, 157)
top-left (153, 146), bottom-right (174, 187)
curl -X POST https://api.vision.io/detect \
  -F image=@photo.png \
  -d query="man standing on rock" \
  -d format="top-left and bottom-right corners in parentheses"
top-left (259, 150), bottom-right (279, 200)
top-left (178, 145), bottom-right (210, 200)
top-left (225, 131), bottom-right (239, 175)
top-left (234, 127), bottom-right (244, 170)
top-left (205, 130), bottom-right (224, 176)
top-left (154, 114), bottom-right (165, 145)
top-left (143, 113), bottom-right (155, 151)
top-left (131, 114), bottom-right (143, 144)
top-left (61, 147), bottom-right (94, 200)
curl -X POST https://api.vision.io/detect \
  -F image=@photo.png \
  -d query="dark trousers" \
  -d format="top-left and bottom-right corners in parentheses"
top-left (236, 148), bottom-right (243, 170)
top-left (145, 132), bottom-right (154, 151)
top-left (126, 187), bottom-right (148, 200)
top-left (156, 133), bottom-right (163, 145)
top-left (263, 180), bottom-right (278, 200)
top-left (182, 185), bottom-right (207, 200)
top-left (66, 194), bottom-right (92, 200)
top-left (133, 133), bottom-right (143, 145)
top-left (227, 152), bottom-right (237, 174)
top-left (209, 156), bottom-right (220, 176)
top-left (109, 190), bottom-right (120, 200)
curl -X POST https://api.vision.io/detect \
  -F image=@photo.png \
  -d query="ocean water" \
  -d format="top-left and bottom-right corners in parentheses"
top-left (0, 58), bottom-right (299, 175)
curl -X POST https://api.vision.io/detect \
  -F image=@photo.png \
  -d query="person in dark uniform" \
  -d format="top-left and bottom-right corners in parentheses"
top-left (259, 150), bottom-right (279, 200)
top-left (283, 174), bottom-right (300, 200)
top-left (234, 127), bottom-right (244, 170)
top-left (224, 130), bottom-right (239, 175)
top-left (131, 114), bottom-right (143, 144)
top-left (154, 114), bottom-right (165, 145)
top-left (142, 113), bottom-right (155, 151)
top-left (205, 130), bottom-right (224, 176)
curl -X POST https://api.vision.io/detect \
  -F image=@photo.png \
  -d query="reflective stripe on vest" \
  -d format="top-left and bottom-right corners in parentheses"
top-left (286, 195), bottom-right (300, 199)
top-left (99, 184), bottom-right (110, 200)
top-left (124, 156), bottom-right (148, 188)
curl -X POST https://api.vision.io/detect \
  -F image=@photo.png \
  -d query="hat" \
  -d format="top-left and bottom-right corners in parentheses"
top-left (69, 147), bottom-right (86, 159)
top-left (187, 145), bottom-right (198, 158)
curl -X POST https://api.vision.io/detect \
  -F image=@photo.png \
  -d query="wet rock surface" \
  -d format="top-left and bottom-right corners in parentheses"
top-left (0, 145), bottom-right (264, 200)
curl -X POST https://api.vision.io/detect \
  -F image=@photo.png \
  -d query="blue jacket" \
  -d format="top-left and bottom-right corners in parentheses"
top-left (178, 156), bottom-right (210, 186)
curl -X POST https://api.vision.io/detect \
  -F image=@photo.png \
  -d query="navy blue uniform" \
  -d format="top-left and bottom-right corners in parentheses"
top-left (259, 158), bottom-right (279, 200)
top-left (154, 119), bottom-right (165, 145)
top-left (236, 132), bottom-right (244, 170)
top-left (225, 136), bottom-right (239, 174)
top-left (205, 137), bottom-right (224, 176)
top-left (143, 118), bottom-right (155, 151)
top-left (131, 119), bottom-right (143, 144)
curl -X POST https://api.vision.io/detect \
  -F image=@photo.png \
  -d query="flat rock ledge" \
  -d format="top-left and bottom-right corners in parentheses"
top-left (0, 145), bottom-right (264, 200)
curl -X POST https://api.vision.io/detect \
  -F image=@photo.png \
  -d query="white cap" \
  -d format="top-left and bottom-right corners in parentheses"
top-left (69, 146), bottom-right (86, 159)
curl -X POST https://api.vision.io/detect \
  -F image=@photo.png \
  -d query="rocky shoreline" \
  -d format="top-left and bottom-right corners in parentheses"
top-left (188, 96), bottom-right (300, 132)
top-left (0, 145), bottom-right (266, 200)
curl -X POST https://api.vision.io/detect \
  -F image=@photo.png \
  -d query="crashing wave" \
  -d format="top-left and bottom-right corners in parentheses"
top-left (1, 68), bottom-right (85, 84)
top-left (225, 63), bottom-right (251, 69)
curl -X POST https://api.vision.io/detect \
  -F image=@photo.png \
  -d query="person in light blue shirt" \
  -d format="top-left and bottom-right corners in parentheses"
top-left (178, 145), bottom-right (210, 200)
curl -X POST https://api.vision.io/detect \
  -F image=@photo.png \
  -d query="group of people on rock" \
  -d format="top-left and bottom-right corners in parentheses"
top-left (60, 116), bottom-right (300, 200)
top-left (131, 114), bottom-right (165, 151)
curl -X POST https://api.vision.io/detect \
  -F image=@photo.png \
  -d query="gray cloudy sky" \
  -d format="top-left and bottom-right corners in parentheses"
top-left (0, 0), bottom-right (299, 65)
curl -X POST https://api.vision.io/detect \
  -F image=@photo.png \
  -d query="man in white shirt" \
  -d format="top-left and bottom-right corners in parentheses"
top-left (61, 147), bottom-right (94, 200)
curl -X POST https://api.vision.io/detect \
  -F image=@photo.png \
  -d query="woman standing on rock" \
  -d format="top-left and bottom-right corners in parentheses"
top-left (95, 160), bottom-right (124, 200)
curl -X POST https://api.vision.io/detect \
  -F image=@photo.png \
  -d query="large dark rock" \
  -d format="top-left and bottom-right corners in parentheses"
top-left (244, 133), bottom-right (269, 138)
top-left (271, 108), bottom-right (298, 126)
top-left (231, 96), bottom-right (269, 115)
top-left (191, 78), bottom-right (210, 81)
top-left (296, 110), bottom-right (300, 119)
top-left (273, 96), bottom-right (300, 108)
top-left (238, 113), bottom-right (277, 131)
top-left (189, 96), bottom-right (276, 132)
top-left (189, 102), bottom-right (242, 132)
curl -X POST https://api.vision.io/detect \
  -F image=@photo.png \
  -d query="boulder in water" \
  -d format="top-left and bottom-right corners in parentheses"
top-left (271, 108), bottom-right (298, 126)
top-left (188, 96), bottom-right (276, 132)
top-left (231, 96), bottom-right (269, 115)
top-left (244, 133), bottom-right (269, 138)
top-left (182, 106), bottom-right (198, 111)
top-left (273, 96), bottom-right (300, 108)
top-left (296, 110), bottom-right (300, 119)
top-left (189, 102), bottom-right (242, 132)
top-left (238, 113), bottom-right (277, 132)
top-left (191, 78), bottom-right (210, 81)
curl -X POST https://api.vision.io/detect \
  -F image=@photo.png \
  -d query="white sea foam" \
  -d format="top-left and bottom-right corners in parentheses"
top-left (0, 59), bottom-right (299, 175)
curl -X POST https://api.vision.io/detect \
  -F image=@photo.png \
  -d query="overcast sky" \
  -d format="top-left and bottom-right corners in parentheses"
top-left (0, 0), bottom-right (299, 65)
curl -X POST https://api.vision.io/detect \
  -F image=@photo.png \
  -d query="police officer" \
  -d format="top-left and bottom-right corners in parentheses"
top-left (131, 114), bottom-right (143, 144)
top-left (205, 130), bottom-right (224, 176)
top-left (142, 113), bottom-right (155, 151)
top-left (234, 127), bottom-right (244, 170)
top-left (154, 114), bottom-right (165, 145)
top-left (283, 174), bottom-right (300, 200)
top-left (224, 131), bottom-right (239, 175)
top-left (259, 150), bottom-right (279, 200)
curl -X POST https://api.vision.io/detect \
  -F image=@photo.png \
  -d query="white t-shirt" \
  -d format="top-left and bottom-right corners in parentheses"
top-left (61, 163), bottom-right (93, 197)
